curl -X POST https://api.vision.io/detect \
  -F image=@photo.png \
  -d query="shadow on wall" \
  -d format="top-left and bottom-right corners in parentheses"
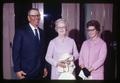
top-left (101, 30), bottom-right (115, 80)
top-left (101, 30), bottom-right (112, 46)
top-left (68, 29), bottom-right (81, 52)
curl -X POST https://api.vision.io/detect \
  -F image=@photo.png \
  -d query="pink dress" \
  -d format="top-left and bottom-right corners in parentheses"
top-left (79, 37), bottom-right (107, 80)
top-left (45, 36), bottom-right (78, 80)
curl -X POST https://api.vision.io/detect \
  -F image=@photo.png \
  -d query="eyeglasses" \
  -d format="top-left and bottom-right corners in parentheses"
top-left (57, 27), bottom-right (66, 29)
top-left (87, 29), bottom-right (96, 32)
top-left (29, 14), bottom-right (40, 17)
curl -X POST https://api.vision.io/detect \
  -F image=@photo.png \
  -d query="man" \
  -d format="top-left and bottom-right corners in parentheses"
top-left (12, 8), bottom-right (47, 79)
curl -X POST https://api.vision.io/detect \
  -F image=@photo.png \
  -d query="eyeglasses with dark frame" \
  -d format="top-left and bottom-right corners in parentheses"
top-left (29, 14), bottom-right (40, 17)
top-left (87, 29), bottom-right (96, 32)
top-left (56, 26), bottom-right (66, 29)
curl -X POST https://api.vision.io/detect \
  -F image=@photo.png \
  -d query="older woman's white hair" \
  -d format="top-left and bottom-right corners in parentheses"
top-left (55, 18), bottom-right (67, 29)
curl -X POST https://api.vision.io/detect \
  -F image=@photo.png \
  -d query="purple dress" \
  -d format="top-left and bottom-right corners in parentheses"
top-left (45, 36), bottom-right (78, 80)
top-left (79, 37), bottom-right (107, 80)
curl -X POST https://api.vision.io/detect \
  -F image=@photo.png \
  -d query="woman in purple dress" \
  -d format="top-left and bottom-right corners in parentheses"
top-left (45, 18), bottom-right (78, 80)
top-left (79, 20), bottom-right (107, 80)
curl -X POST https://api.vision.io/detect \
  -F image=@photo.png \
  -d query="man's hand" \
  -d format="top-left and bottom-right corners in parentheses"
top-left (16, 71), bottom-right (26, 79)
top-left (43, 68), bottom-right (48, 78)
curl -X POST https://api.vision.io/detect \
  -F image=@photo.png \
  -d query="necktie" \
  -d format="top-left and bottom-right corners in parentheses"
top-left (35, 29), bottom-right (39, 41)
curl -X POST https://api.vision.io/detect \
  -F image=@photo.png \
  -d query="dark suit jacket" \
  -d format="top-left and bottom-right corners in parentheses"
top-left (12, 24), bottom-right (45, 79)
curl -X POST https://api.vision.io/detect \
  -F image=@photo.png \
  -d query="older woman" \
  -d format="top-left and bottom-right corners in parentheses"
top-left (79, 20), bottom-right (107, 80)
top-left (45, 18), bottom-right (78, 80)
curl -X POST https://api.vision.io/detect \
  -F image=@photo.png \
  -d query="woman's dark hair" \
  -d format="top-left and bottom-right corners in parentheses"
top-left (86, 20), bottom-right (100, 32)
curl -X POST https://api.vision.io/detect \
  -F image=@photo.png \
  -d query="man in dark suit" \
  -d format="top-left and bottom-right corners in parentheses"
top-left (12, 8), bottom-right (47, 79)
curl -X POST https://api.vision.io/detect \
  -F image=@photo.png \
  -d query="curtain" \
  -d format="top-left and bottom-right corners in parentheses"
top-left (62, 3), bottom-right (80, 35)
top-left (3, 3), bottom-right (15, 79)
top-left (85, 4), bottom-right (113, 38)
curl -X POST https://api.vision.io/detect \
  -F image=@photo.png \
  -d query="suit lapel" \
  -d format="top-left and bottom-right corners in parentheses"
top-left (38, 28), bottom-right (43, 41)
top-left (26, 24), bottom-right (36, 41)
top-left (26, 25), bottom-right (42, 45)
top-left (38, 28), bottom-right (44, 45)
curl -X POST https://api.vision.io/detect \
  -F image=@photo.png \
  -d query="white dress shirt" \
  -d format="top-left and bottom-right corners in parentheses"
top-left (29, 23), bottom-right (40, 40)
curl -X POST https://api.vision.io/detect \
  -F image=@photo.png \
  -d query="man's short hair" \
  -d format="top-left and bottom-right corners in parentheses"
top-left (28, 8), bottom-right (39, 16)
